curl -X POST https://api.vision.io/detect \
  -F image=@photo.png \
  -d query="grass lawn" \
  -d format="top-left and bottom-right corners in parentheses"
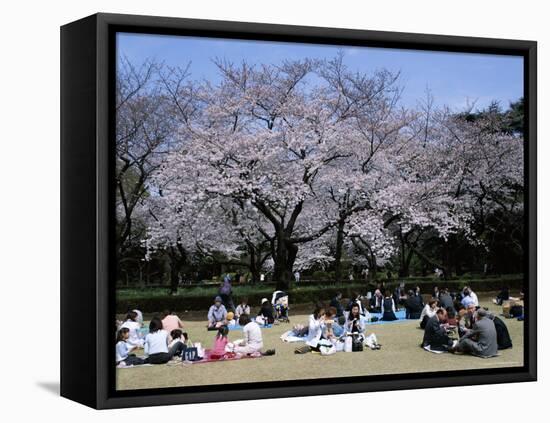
top-left (116, 298), bottom-right (524, 391)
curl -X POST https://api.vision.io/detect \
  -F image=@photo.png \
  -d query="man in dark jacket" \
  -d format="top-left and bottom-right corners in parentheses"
top-left (405, 290), bottom-right (424, 319)
top-left (454, 309), bottom-right (498, 357)
top-left (329, 292), bottom-right (345, 317)
top-left (438, 288), bottom-right (455, 312)
top-left (489, 313), bottom-right (513, 349)
top-left (422, 309), bottom-right (455, 351)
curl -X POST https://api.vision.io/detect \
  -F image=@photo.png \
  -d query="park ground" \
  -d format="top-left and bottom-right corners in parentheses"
top-left (116, 296), bottom-right (524, 391)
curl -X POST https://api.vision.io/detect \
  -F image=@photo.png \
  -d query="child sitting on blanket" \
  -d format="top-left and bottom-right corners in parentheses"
top-left (119, 311), bottom-right (144, 348)
top-left (323, 307), bottom-right (345, 339)
top-left (116, 327), bottom-right (145, 367)
top-left (210, 326), bottom-right (230, 359)
top-left (235, 298), bottom-right (251, 319)
top-left (226, 311), bottom-right (236, 327)
top-left (169, 329), bottom-right (188, 356)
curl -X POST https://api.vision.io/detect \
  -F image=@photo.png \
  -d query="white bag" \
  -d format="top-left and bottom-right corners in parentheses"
top-left (335, 340), bottom-right (345, 352)
top-left (194, 342), bottom-right (205, 358)
top-left (344, 335), bottom-right (353, 352)
top-left (364, 333), bottom-right (378, 349)
top-left (320, 344), bottom-right (337, 356)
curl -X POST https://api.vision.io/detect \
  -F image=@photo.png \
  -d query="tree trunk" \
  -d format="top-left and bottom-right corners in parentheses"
top-left (333, 219), bottom-right (346, 283)
top-left (398, 231), bottom-right (410, 277)
top-left (272, 233), bottom-right (298, 291)
top-left (168, 246), bottom-right (187, 295)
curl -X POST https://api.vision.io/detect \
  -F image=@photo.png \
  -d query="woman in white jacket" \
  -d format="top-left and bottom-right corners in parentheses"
top-left (420, 299), bottom-right (439, 329)
top-left (295, 306), bottom-right (326, 354)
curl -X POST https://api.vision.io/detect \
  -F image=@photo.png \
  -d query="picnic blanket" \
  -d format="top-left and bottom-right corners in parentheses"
top-left (367, 310), bottom-right (407, 325)
top-left (188, 349), bottom-right (263, 364)
top-left (280, 330), bottom-right (307, 343)
top-left (423, 345), bottom-right (447, 354)
top-left (227, 323), bottom-right (273, 331)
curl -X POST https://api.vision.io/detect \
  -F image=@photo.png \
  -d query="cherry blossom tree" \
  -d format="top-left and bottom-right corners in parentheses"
top-left (137, 55), bottom-right (524, 289)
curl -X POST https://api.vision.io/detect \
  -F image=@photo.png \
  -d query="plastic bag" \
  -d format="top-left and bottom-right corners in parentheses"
top-left (344, 335), bottom-right (353, 352)
top-left (320, 344), bottom-right (336, 356)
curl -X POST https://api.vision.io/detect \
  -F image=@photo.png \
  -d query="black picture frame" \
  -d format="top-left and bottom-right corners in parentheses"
top-left (61, 12), bottom-right (537, 409)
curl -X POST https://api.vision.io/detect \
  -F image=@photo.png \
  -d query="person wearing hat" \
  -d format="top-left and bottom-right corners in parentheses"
top-left (207, 296), bottom-right (228, 330)
top-left (452, 308), bottom-right (498, 357)
top-left (226, 311), bottom-right (236, 327)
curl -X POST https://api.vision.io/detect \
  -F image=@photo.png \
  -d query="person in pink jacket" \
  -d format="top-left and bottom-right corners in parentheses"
top-left (209, 326), bottom-right (229, 359)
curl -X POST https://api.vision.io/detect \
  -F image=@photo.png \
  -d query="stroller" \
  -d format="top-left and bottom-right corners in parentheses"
top-left (272, 290), bottom-right (290, 322)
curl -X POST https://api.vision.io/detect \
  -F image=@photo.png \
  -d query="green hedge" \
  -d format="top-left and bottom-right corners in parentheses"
top-left (116, 277), bottom-right (523, 313)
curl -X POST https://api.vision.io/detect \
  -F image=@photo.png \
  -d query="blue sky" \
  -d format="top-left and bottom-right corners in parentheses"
top-left (117, 32), bottom-right (523, 111)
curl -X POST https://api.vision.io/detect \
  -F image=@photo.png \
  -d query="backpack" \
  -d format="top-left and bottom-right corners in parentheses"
top-left (509, 305), bottom-right (523, 318)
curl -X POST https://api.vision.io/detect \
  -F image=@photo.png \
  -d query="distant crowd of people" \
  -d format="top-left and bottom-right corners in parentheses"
top-left (115, 274), bottom-right (518, 367)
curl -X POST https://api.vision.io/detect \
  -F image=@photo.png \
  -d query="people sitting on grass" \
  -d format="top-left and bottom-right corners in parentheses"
top-left (120, 310), bottom-right (144, 348)
top-left (464, 303), bottom-right (478, 330)
top-left (209, 325), bottom-right (230, 359)
top-left (438, 288), bottom-right (454, 312)
top-left (144, 317), bottom-right (186, 364)
top-left (225, 311), bottom-right (236, 326)
top-left (323, 307), bottom-right (345, 339)
top-left (346, 302), bottom-right (382, 350)
top-left (330, 292), bottom-right (345, 317)
top-left (451, 309), bottom-right (498, 357)
top-left (230, 314), bottom-right (275, 356)
top-left (295, 305), bottom-right (326, 354)
top-left (370, 289), bottom-right (384, 313)
top-left (235, 297), bottom-right (251, 319)
top-left (493, 287), bottom-right (510, 306)
top-left (116, 327), bottom-right (145, 367)
top-left (404, 290), bottom-right (424, 319)
top-left (461, 287), bottom-right (479, 308)
top-left (347, 292), bottom-right (365, 315)
top-left (420, 299), bottom-right (439, 329)
top-left (207, 296), bottom-right (228, 329)
top-left (272, 291), bottom-right (290, 322)
top-left (345, 303), bottom-right (366, 334)
top-left (455, 304), bottom-right (468, 337)
top-left (488, 313), bottom-right (513, 350)
top-left (393, 283), bottom-right (407, 309)
top-left (422, 308), bottom-right (457, 352)
top-left (133, 309), bottom-right (144, 326)
top-left (414, 285), bottom-right (423, 304)
top-left (445, 307), bottom-right (458, 327)
top-left (161, 310), bottom-right (184, 339)
top-left (381, 290), bottom-right (398, 321)
top-left (169, 329), bottom-right (188, 351)
top-left (257, 298), bottom-right (275, 325)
